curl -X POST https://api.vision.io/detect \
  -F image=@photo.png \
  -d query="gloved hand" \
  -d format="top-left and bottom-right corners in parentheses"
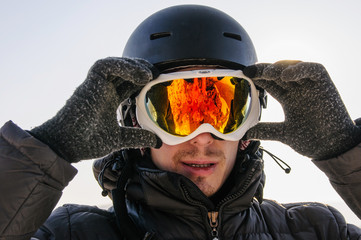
top-left (30, 57), bottom-right (161, 163)
top-left (243, 60), bottom-right (361, 160)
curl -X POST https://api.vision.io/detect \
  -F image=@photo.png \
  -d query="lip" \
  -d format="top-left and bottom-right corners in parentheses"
top-left (181, 160), bottom-right (217, 177)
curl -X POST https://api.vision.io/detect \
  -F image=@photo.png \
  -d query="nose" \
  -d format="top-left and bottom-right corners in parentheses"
top-left (190, 133), bottom-right (214, 146)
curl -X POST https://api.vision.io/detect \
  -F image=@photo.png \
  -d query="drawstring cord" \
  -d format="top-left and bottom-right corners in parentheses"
top-left (260, 147), bottom-right (291, 174)
top-left (97, 150), bottom-right (159, 239)
top-left (111, 149), bottom-right (153, 240)
top-left (98, 153), bottom-right (123, 197)
top-left (98, 158), bottom-right (116, 196)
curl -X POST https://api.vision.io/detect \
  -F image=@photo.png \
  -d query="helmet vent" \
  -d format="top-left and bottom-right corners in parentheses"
top-left (150, 32), bottom-right (172, 40)
top-left (223, 32), bottom-right (242, 41)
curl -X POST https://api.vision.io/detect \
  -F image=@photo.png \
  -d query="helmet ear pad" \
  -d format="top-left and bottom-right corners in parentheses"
top-left (122, 5), bottom-right (257, 72)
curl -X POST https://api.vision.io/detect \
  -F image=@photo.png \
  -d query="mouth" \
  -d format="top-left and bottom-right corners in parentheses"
top-left (183, 163), bottom-right (215, 168)
top-left (181, 161), bottom-right (217, 177)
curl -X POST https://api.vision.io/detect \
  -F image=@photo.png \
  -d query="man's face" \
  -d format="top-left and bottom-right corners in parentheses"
top-left (151, 133), bottom-right (238, 197)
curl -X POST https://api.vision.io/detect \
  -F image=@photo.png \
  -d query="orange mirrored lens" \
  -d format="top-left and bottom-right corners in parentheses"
top-left (145, 76), bottom-right (251, 136)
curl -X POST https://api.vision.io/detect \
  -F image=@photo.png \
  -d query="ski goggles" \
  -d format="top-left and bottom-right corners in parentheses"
top-left (135, 69), bottom-right (261, 145)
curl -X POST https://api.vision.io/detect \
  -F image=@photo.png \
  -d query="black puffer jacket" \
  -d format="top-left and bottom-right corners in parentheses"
top-left (35, 149), bottom-right (361, 240)
top-left (1, 121), bottom-right (361, 240)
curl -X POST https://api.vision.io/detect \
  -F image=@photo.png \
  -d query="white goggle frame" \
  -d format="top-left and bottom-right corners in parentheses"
top-left (135, 69), bottom-right (260, 145)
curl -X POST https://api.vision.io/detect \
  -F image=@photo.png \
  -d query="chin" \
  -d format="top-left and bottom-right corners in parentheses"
top-left (194, 179), bottom-right (218, 197)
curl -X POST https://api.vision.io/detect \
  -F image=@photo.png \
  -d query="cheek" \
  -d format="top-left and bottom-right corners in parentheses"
top-left (224, 142), bottom-right (239, 170)
top-left (150, 145), bottom-right (177, 171)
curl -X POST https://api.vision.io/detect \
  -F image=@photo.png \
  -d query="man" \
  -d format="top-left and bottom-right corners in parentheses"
top-left (1, 4), bottom-right (361, 239)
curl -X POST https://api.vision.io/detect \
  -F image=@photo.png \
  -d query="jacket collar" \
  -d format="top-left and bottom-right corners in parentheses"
top-left (127, 148), bottom-right (265, 212)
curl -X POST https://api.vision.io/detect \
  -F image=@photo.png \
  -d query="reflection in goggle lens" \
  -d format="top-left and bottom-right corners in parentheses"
top-left (145, 76), bottom-right (251, 136)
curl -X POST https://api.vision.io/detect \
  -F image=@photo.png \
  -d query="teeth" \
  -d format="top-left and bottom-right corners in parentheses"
top-left (187, 163), bottom-right (213, 168)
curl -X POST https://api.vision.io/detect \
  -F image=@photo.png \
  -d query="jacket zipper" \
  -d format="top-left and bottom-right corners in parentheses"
top-left (208, 211), bottom-right (219, 240)
top-left (181, 158), bottom-right (261, 240)
top-left (209, 159), bottom-right (261, 240)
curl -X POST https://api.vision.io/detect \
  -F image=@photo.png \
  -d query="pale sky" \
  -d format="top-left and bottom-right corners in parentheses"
top-left (1, 0), bottom-right (360, 225)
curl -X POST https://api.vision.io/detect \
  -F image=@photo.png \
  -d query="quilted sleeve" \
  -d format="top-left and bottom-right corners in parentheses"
top-left (313, 142), bottom-right (361, 220)
top-left (0, 121), bottom-right (77, 240)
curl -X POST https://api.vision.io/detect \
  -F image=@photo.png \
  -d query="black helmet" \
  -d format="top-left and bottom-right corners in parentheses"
top-left (119, 5), bottom-right (265, 129)
top-left (122, 4), bottom-right (257, 72)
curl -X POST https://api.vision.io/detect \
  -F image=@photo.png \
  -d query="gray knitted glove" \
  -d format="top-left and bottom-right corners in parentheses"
top-left (243, 60), bottom-right (361, 160)
top-left (31, 57), bottom-right (161, 163)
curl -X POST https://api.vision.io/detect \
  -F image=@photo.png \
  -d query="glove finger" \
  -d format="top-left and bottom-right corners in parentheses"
top-left (245, 62), bottom-right (299, 101)
top-left (262, 60), bottom-right (302, 80)
top-left (112, 58), bottom-right (154, 85)
top-left (245, 122), bottom-right (286, 142)
top-left (253, 79), bottom-right (288, 103)
top-left (243, 63), bottom-right (271, 79)
top-left (281, 62), bottom-right (329, 83)
top-left (244, 61), bottom-right (301, 80)
top-left (92, 57), bottom-right (155, 86)
top-left (134, 58), bottom-right (160, 79)
top-left (114, 127), bottom-right (162, 150)
top-left (262, 61), bottom-right (305, 90)
top-left (86, 127), bottom-right (160, 160)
